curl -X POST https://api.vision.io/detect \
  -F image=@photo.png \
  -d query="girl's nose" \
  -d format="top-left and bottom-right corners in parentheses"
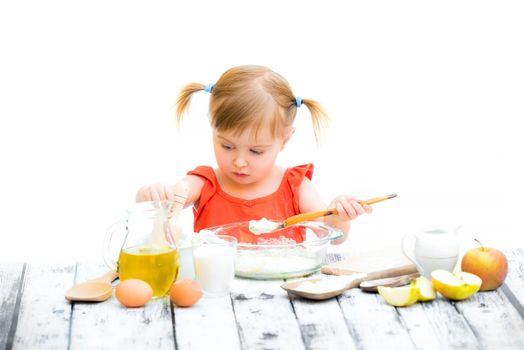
top-left (233, 155), bottom-right (247, 168)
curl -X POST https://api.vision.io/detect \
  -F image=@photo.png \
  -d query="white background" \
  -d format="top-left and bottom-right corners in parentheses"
top-left (1, 1), bottom-right (523, 263)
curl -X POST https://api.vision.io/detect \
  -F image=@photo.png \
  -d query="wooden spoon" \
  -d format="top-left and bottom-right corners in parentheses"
top-left (65, 270), bottom-right (118, 302)
top-left (359, 272), bottom-right (420, 293)
top-left (281, 264), bottom-right (414, 300)
top-left (170, 181), bottom-right (190, 245)
top-left (281, 274), bottom-right (368, 300)
top-left (266, 193), bottom-right (397, 233)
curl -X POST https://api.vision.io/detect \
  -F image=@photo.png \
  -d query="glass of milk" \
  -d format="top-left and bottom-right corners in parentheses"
top-left (192, 234), bottom-right (237, 297)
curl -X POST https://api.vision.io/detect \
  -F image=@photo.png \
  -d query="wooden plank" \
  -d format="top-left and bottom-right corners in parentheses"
top-left (338, 288), bottom-right (416, 350)
top-left (283, 267), bottom-right (356, 350)
top-left (174, 294), bottom-right (241, 350)
top-left (0, 263), bottom-right (24, 349)
top-left (11, 263), bottom-right (75, 349)
top-left (397, 296), bottom-right (481, 350)
top-left (502, 248), bottom-right (524, 312)
top-left (288, 292), bottom-right (357, 350)
top-left (454, 289), bottom-right (524, 349)
top-left (231, 278), bottom-right (305, 350)
top-left (69, 262), bottom-right (174, 349)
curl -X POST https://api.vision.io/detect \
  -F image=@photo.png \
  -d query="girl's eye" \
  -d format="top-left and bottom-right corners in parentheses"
top-left (250, 149), bottom-right (264, 155)
top-left (221, 144), bottom-right (233, 151)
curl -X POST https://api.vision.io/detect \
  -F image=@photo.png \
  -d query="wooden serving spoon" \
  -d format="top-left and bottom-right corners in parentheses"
top-left (281, 264), bottom-right (415, 301)
top-left (359, 272), bottom-right (420, 293)
top-left (281, 274), bottom-right (368, 300)
top-left (170, 181), bottom-right (189, 245)
top-left (267, 193), bottom-right (397, 232)
top-left (65, 270), bottom-right (119, 302)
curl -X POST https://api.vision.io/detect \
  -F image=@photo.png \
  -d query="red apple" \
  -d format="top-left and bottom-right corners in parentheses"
top-left (461, 239), bottom-right (508, 291)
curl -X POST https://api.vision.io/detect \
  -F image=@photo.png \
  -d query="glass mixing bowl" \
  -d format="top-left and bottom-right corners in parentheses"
top-left (203, 221), bottom-right (343, 279)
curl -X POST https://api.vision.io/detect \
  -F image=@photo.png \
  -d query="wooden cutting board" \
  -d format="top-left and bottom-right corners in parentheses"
top-left (322, 246), bottom-right (418, 280)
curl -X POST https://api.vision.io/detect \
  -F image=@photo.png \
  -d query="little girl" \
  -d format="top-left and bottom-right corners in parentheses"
top-left (136, 65), bottom-right (371, 243)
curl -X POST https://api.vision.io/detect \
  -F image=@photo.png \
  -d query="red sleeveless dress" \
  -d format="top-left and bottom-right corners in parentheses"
top-left (187, 164), bottom-right (314, 243)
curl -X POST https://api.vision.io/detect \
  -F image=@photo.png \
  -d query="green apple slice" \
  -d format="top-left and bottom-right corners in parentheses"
top-left (378, 285), bottom-right (420, 307)
top-left (413, 276), bottom-right (436, 301)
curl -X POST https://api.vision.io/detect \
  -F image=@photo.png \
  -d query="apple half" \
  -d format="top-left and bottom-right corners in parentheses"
top-left (431, 270), bottom-right (482, 300)
top-left (378, 285), bottom-right (420, 307)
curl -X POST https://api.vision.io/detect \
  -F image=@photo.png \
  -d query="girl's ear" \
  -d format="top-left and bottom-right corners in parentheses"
top-left (280, 127), bottom-right (296, 151)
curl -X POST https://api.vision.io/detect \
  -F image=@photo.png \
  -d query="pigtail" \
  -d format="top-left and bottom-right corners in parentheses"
top-left (176, 83), bottom-right (206, 126)
top-left (298, 98), bottom-right (331, 143)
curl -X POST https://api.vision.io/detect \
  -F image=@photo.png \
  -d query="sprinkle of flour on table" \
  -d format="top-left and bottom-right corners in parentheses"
top-left (293, 274), bottom-right (367, 294)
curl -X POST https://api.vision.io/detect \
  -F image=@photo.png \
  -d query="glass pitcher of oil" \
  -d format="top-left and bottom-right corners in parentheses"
top-left (103, 201), bottom-right (180, 297)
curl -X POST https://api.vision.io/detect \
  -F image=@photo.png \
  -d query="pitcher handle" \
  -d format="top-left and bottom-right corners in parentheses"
top-left (401, 233), bottom-right (424, 274)
top-left (102, 220), bottom-right (126, 272)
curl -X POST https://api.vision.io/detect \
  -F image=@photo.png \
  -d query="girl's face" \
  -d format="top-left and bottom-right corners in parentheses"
top-left (213, 126), bottom-right (290, 187)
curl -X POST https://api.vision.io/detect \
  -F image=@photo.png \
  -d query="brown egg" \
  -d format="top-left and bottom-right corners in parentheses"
top-left (170, 279), bottom-right (203, 307)
top-left (115, 279), bottom-right (153, 307)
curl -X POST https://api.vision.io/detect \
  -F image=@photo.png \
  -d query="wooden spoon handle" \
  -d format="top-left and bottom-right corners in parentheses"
top-left (283, 208), bottom-right (337, 227)
top-left (359, 273), bottom-right (420, 293)
top-left (360, 193), bottom-right (397, 205)
top-left (282, 194), bottom-right (397, 228)
top-left (89, 270), bottom-right (119, 284)
top-left (171, 181), bottom-right (189, 219)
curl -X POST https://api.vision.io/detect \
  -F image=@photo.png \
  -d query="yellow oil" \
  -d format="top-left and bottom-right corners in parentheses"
top-left (118, 243), bottom-right (179, 297)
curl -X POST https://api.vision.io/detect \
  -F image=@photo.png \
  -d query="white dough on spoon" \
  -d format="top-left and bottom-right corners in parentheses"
top-left (248, 218), bottom-right (280, 235)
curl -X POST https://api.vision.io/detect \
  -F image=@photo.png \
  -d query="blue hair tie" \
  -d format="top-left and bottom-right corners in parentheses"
top-left (295, 96), bottom-right (302, 108)
top-left (204, 83), bottom-right (214, 93)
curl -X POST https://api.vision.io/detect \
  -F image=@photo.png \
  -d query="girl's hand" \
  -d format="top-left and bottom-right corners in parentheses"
top-left (135, 183), bottom-right (175, 203)
top-left (329, 195), bottom-right (372, 221)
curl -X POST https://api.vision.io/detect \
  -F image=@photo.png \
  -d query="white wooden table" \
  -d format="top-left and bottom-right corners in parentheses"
top-left (1, 249), bottom-right (523, 350)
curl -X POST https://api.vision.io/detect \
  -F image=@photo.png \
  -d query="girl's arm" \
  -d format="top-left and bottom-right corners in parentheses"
top-left (297, 178), bottom-right (371, 244)
top-left (135, 174), bottom-right (205, 209)
top-left (297, 177), bottom-right (328, 214)
top-left (324, 195), bottom-right (372, 244)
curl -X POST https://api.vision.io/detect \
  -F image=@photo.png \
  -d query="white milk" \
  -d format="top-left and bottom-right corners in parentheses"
top-left (192, 235), bottom-right (237, 296)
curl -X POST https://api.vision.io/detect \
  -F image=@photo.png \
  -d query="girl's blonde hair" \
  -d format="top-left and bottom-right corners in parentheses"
top-left (176, 65), bottom-right (330, 141)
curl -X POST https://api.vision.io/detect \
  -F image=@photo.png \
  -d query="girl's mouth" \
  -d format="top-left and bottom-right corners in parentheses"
top-left (233, 172), bottom-right (248, 178)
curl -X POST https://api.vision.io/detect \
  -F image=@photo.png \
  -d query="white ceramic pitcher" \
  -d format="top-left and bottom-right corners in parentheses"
top-left (401, 227), bottom-right (460, 279)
